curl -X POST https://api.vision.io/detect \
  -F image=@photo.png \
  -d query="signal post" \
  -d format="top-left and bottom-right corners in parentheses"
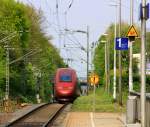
top-left (89, 73), bottom-right (99, 112)
top-left (127, 25), bottom-right (138, 92)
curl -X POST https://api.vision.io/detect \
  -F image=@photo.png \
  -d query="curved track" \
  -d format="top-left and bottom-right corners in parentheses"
top-left (6, 103), bottom-right (68, 127)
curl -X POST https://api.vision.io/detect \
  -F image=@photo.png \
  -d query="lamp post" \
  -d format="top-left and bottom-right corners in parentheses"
top-left (109, 3), bottom-right (118, 101)
top-left (101, 33), bottom-right (110, 93)
top-left (141, 0), bottom-right (146, 126)
top-left (129, 0), bottom-right (134, 92)
top-left (101, 39), bottom-right (109, 93)
top-left (118, 0), bottom-right (122, 106)
top-left (87, 27), bottom-right (89, 84)
top-left (91, 42), bottom-right (97, 72)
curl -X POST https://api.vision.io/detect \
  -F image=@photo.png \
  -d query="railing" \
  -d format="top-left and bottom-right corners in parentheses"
top-left (130, 91), bottom-right (150, 127)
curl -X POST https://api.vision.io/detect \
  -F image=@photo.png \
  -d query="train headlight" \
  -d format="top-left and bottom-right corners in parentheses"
top-left (68, 86), bottom-right (73, 90)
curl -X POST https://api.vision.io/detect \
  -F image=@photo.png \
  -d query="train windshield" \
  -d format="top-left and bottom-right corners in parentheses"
top-left (60, 75), bottom-right (72, 82)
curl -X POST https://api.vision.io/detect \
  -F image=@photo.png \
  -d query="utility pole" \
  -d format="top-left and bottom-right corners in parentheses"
top-left (102, 34), bottom-right (110, 93)
top-left (91, 42), bottom-right (94, 72)
top-left (5, 48), bottom-right (42, 101)
top-left (109, 3), bottom-right (118, 99)
top-left (2, 33), bottom-right (17, 100)
top-left (5, 44), bottom-right (10, 100)
top-left (105, 42), bottom-right (108, 91)
top-left (87, 26), bottom-right (89, 86)
top-left (1, 31), bottom-right (28, 100)
top-left (107, 39), bottom-right (110, 94)
top-left (113, 4), bottom-right (117, 101)
top-left (101, 38), bottom-right (108, 92)
top-left (36, 71), bottom-right (41, 104)
top-left (129, 0), bottom-right (133, 92)
top-left (141, 0), bottom-right (146, 126)
top-left (118, 0), bottom-right (122, 105)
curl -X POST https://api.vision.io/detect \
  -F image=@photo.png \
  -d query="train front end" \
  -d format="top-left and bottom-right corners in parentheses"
top-left (55, 68), bottom-right (77, 102)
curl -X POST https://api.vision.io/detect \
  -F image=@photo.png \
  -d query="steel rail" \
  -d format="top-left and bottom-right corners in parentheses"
top-left (43, 103), bottom-right (68, 127)
top-left (6, 103), bottom-right (68, 127)
top-left (6, 103), bottom-right (51, 127)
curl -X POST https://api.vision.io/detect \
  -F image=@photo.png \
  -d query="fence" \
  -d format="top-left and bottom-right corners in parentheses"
top-left (130, 91), bottom-right (150, 127)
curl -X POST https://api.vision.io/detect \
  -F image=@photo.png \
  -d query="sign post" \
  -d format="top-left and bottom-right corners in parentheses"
top-left (139, 1), bottom-right (147, 126)
top-left (115, 37), bottom-right (128, 105)
top-left (126, 25), bottom-right (138, 92)
top-left (89, 73), bottom-right (99, 112)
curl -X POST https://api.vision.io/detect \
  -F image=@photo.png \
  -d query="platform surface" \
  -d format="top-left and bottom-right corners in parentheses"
top-left (63, 112), bottom-right (125, 127)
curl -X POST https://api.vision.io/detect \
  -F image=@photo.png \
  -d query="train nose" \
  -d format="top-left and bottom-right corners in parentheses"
top-left (56, 86), bottom-right (74, 96)
top-left (57, 86), bottom-right (73, 90)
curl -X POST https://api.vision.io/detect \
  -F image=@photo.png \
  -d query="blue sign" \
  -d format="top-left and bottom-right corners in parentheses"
top-left (139, 3), bottom-right (149, 20)
top-left (116, 37), bottom-right (128, 50)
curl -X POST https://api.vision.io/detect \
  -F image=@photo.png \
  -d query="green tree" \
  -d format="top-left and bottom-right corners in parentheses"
top-left (93, 23), bottom-right (141, 93)
top-left (0, 0), bottom-right (65, 102)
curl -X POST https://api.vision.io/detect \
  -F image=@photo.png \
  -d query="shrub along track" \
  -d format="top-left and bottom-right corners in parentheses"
top-left (6, 103), bottom-right (69, 127)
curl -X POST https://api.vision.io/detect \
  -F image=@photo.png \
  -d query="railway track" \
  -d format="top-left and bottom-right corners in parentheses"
top-left (6, 103), bottom-right (69, 127)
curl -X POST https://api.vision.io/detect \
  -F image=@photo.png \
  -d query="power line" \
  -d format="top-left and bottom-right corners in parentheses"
top-left (65, 34), bottom-right (82, 47)
top-left (71, 34), bottom-right (85, 49)
top-left (67, 48), bottom-right (86, 63)
top-left (55, 0), bottom-right (62, 50)
top-left (64, 0), bottom-right (74, 14)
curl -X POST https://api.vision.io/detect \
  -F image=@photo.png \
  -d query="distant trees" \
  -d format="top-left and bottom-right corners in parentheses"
top-left (0, 0), bottom-right (65, 102)
top-left (93, 23), bottom-right (143, 93)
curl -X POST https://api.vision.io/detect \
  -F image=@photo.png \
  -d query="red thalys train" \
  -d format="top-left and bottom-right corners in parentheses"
top-left (54, 68), bottom-right (80, 102)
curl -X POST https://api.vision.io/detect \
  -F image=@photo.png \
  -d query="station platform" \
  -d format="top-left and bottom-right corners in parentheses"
top-left (0, 104), bottom-right (126, 127)
top-left (63, 112), bottom-right (125, 127)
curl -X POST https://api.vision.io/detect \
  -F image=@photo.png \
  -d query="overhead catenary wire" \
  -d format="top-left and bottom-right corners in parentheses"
top-left (37, 2), bottom-right (84, 53)
top-left (56, 0), bottom-right (62, 50)
top-left (19, 0), bottom-right (88, 77)
top-left (67, 48), bottom-right (86, 64)
top-left (67, 49), bottom-right (83, 59)
top-left (9, 49), bottom-right (42, 65)
top-left (26, 0), bottom-right (78, 54)
top-left (64, 0), bottom-right (74, 14)
top-left (65, 34), bottom-right (84, 48)
top-left (19, 0), bottom-right (61, 40)
top-left (13, 0), bottom-right (82, 72)
top-left (56, 0), bottom-right (75, 51)
top-left (71, 34), bottom-right (86, 49)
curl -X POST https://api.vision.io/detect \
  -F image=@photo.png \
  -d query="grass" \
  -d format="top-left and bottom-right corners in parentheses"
top-left (71, 87), bottom-right (126, 112)
top-left (0, 99), bottom-right (19, 113)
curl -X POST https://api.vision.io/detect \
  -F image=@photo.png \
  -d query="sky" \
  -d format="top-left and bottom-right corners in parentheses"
top-left (17, 0), bottom-right (150, 78)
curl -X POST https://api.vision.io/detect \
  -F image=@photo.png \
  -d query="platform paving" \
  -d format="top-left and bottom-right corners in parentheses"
top-left (63, 112), bottom-right (125, 127)
top-left (1, 104), bottom-right (126, 127)
top-left (0, 103), bottom-right (45, 127)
